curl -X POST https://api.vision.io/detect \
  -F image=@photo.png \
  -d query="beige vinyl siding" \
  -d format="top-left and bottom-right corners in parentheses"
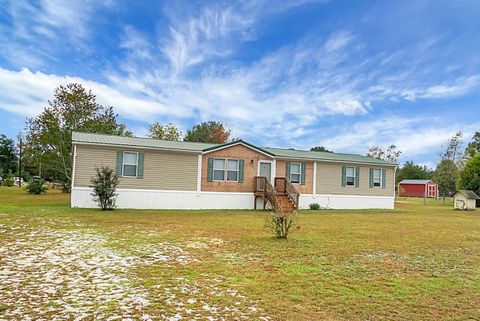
top-left (316, 162), bottom-right (394, 196)
top-left (74, 144), bottom-right (198, 191)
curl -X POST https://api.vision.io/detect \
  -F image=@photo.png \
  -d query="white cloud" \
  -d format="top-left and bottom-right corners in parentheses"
top-left (316, 117), bottom-right (480, 162)
top-left (0, 67), bottom-right (173, 120)
top-left (1, 0), bottom-right (480, 159)
top-left (0, 0), bottom-right (111, 67)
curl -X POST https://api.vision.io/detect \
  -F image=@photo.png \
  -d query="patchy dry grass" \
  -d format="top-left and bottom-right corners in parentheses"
top-left (1, 187), bottom-right (479, 320)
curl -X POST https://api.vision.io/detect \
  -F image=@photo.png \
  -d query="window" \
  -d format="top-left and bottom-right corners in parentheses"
top-left (123, 152), bottom-right (138, 177)
top-left (212, 158), bottom-right (240, 182)
top-left (227, 159), bottom-right (239, 181)
top-left (346, 166), bottom-right (355, 186)
top-left (372, 169), bottom-right (382, 187)
top-left (213, 159), bottom-right (225, 181)
top-left (290, 163), bottom-right (301, 184)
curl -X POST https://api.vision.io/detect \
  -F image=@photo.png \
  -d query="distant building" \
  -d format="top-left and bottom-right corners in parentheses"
top-left (453, 190), bottom-right (479, 211)
top-left (398, 179), bottom-right (438, 198)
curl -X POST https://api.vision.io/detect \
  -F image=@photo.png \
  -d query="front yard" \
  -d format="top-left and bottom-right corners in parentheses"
top-left (0, 187), bottom-right (479, 320)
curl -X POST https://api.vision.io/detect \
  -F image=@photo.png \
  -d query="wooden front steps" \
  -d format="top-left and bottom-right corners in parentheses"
top-left (254, 176), bottom-right (299, 213)
top-left (276, 193), bottom-right (296, 213)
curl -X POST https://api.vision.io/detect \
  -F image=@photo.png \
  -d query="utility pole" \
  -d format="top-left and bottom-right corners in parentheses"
top-left (18, 136), bottom-right (22, 187)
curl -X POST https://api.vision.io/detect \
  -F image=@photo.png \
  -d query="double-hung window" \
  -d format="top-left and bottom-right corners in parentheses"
top-left (227, 159), bottom-right (239, 181)
top-left (123, 152), bottom-right (138, 177)
top-left (346, 166), bottom-right (355, 186)
top-left (372, 168), bottom-right (382, 187)
top-left (213, 159), bottom-right (226, 181)
top-left (290, 163), bottom-right (301, 184)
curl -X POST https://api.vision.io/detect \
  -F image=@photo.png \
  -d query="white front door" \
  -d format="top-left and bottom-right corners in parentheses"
top-left (258, 161), bottom-right (272, 182)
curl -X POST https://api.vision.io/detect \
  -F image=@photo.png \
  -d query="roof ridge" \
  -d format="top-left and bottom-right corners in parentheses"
top-left (72, 131), bottom-right (219, 146)
top-left (265, 146), bottom-right (367, 157)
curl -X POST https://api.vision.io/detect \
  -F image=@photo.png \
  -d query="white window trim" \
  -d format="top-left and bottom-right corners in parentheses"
top-left (290, 162), bottom-right (302, 184)
top-left (346, 166), bottom-right (356, 187)
top-left (372, 168), bottom-right (382, 188)
top-left (213, 158), bottom-right (240, 182)
top-left (122, 151), bottom-right (139, 177)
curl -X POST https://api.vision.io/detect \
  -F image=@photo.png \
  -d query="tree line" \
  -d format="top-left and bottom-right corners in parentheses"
top-left (365, 132), bottom-right (480, 198)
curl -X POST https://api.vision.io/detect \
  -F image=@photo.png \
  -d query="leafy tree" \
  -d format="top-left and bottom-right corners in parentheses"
top-left (147, 122), bottom-right (181, 141)
top-left (459, 153), bottom-right (480, 206)
top-left (396, 161), bottom-right (432, 182)
top-left (465, 131), bottom-right (480, 158)
top-left (0, 134), bottom-right (18, 175)
top-left (366, 145), bottom-right (401, 163)
top-left (310, 146), bottom-right (333, 153)
top-left (184, 121), bottom-right (231, 144)
top-left (432, 159), bottom-right (458, 196)
top-left (90, 166), bottom-right (119, 210)
top-left (439, 131), bottom-right (463, 163)
top-left (26, 83), bottom-right (131, 191)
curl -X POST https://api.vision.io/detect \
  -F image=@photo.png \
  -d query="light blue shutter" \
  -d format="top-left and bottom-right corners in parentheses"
top-left (116, 151), bottom-right (123, 176)
top-left (137, 152), bottom-right (144, 179)
top-left (355, 167), bottom-right (360, 188)
top-left (207, 158), bottom-right (213, 182)
top-left (238, 160), bottom-right (244, 182)
top-left (286, 162), bottom-right (291, 180)
top-left (382, 168), bottom-right (386, 189)
top-left (300, 163), bottom-right (306, 185)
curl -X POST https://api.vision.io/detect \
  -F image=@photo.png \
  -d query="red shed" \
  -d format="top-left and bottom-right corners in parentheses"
top-left (398, 179), bottom-right (438, 198)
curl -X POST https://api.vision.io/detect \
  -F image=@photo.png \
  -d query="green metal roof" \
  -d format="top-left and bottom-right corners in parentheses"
top-left (72, 132), bottom-right (216, 152)
top-left (72, 132), bottom-right (396, 166)
top-left (264, 147), bottom-right (396, 166)
top-left (203, 140), bottom-right (276, 156)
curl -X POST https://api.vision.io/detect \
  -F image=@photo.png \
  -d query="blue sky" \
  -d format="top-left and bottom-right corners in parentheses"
top-left (1, 0), bottom-right (479, 168)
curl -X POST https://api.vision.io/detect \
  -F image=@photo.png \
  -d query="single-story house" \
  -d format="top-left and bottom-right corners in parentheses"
top-left (398, 179), bottom-right (438, 198)
top-left (453, 190), bottom-right (479, 211)
top-left (71, 132), bottom-right (397, 210)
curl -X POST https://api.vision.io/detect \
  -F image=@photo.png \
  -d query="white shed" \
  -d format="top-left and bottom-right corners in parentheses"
top-left (453, 190), bottom-right (479, 211)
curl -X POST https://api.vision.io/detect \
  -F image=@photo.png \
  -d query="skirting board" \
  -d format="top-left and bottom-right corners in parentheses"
top-left (299, 194), bottom-right (394, 209)
top-left (71, 187), bottom-right (254, 210)
top-left (72, 187), bottom-right (395, 210)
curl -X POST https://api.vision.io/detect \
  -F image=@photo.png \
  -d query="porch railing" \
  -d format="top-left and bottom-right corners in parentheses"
top-left (274, 177), bottom-right (299, 209)
top-left (254, 176), bottom-right (278, 212)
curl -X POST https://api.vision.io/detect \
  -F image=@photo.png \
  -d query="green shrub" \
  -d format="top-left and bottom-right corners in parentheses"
top-left (3, 170), bottom-right (14, 187)
top-left (90, 166), bottom-right (119, 210)
top-left (25, 178), bottom-right (47, 194)
top-left (61, 180), bottom-right (71, 193)
top-left (309, 203), bottom-right (320, 210)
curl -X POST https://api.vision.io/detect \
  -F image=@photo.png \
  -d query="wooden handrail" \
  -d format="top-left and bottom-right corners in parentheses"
top-left (274, 177), bottom-right (299, 209)
top-left (254, 176), bottom-right (278, 212)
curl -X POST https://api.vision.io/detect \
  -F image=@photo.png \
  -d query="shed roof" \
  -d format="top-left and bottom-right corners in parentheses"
top-left (453, 190), bottom-right (480, 199)
top-left (399, 179), bottom-right (433, 185)
top-left (72, 132), bottom-right (396, 166)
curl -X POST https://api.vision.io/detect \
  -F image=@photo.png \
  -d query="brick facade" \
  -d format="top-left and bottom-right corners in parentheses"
top-left (201, 144), bottom-right (273, 192)
top-left (275, 160), bottom-right (314, 194)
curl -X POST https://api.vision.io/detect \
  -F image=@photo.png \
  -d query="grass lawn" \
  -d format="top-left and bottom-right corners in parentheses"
top-left (1, 187), bottom-right (479, 320)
